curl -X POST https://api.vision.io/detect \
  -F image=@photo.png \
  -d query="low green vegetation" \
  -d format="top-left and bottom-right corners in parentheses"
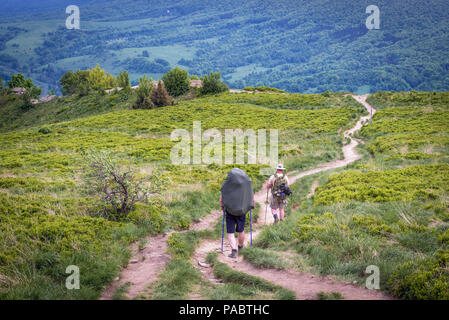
top-left (317, 291), bottom-right (344, 300)
top-left (205, 252), bottom-right (295, 300)
top-left (149, 230), bottom-right (214, 300)
top-left (367, 91), bottom-right (449, 110)
top-left (150, 259), bottom-right (202, 300)
top-left (360, 103), bottom-right (449, 161)
top-left (0, 90), bottom-right (134, 132)
top-left (239, 247), bottom-right (290, 270)
top-left (1, 85), bottom-right (357, 299)
top-left (313, 164), bottom-right (449, 205)
top-left (254, 91), bottom-right (449, 300)
top-left (196, 91), bottom-right (362, 110)
top-left (243, 86), bottom-right (286, 93)
top-left (112, 282), bottom-right (131, 300)
top-left (3, 84), bottom-right (447, 300)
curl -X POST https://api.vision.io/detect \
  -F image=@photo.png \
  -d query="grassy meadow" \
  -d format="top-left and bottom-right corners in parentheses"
top-left (252, 91), bottom-right (449, 300)
top-left (0, 90), bottom-right (360, 299)
top-left (1, 89), bottom-right (448, 300)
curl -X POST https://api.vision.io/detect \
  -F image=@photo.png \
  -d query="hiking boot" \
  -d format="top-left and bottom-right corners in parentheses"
top-left (228, 249), bottom-right (238, 259)
top-left (238, 245), bottom-right (243, 251)
top-left (273, 214), bottom-right (279, 223)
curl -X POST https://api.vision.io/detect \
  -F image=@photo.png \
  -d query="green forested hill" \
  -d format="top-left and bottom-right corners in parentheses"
top-left (0, 0), bottom-right (448, 93)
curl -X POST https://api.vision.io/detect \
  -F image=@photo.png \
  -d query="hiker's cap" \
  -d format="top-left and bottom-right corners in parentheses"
top-left (276, 164), bottom-right (286, 171)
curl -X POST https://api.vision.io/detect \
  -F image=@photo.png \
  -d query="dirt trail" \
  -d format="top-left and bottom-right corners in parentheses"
top-left (193, 95), bottom-right (391, 300)
top-left (100, 210), bottom-right (220, 300)
top-left (100, 233), bottom-right (171, 300)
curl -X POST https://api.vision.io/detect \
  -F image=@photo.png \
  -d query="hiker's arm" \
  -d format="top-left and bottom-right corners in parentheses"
top-left (219, 194), bottom-right (223, 211)
top-left (252, 198), bottom-right (255, 209)
top-left (266, 176), bottom-right (272, 189)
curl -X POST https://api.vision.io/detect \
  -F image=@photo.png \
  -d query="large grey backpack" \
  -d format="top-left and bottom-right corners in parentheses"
top-left (221, 168), bottom-right (254, 216)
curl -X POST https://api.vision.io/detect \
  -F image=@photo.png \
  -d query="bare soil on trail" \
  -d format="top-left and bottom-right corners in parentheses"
top-left (100, 233), bottom-right (171, 300)
top-left (100, 211), bottom-right (220, 300)
top-left (307, 180), bottom-right (320, 199)
top-left (194, 95), bottom-right (392, 300)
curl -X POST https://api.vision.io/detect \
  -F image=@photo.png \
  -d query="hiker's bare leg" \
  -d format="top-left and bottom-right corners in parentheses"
top-left (238, 232), bottom-right (245, 247)
top-left (227, 233), bottom-right (237, 250)
top-left (279, 208), bottom-right (285, 220)
top-left (271, 208), bottom-right (277, 216)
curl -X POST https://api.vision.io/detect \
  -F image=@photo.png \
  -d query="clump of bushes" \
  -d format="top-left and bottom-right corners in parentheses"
top-left (162, 67), bottom-right (190, 97)
top-left (199, 72), bottom-right (228, 96)
top-left (313, 164), bottom-right (449, 205)
top-left (134, 75), bottom-right (153, 109)
top-left (151, 80), bottom-right (174, 107)
top-left (59, 65), bottom-right (115, 96)
top-left (243, 86), bottom-right (286, 93)
top-left (126, 202), bottom-right (167, 235)
top-left (116, 70), bottom-right (131, 91)
top-left (350, 214), bottom-right (394, 236)
top-left (38, 126), bottom-right (52, 134)
top-left (388, 249), bottom-right (449, 299)
top-left (7, 73), bottom-right (42, 110)
top-left (292, 212), bottom-right (337, 241)
top-left (134, 77), bottom-right (174, 109)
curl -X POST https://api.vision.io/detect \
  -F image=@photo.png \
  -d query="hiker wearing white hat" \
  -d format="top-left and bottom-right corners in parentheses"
top-left (266, 164), bottom-right (290, 222)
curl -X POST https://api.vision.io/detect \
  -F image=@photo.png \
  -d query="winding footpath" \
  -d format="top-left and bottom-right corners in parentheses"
top-left (193, 94), bottom-right (391, 300)
top-left (101, 94), bottom-right (390, 300)
top-left (100, 210), bottom-right (219, 299)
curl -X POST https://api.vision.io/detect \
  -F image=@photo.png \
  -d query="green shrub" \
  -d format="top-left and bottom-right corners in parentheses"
top-left (351, 214), bottom-right (394, 236)
top-left (59, 70), bottom-right (91, 96)
top-left (243, 86), bottom-right (286, 93)
top-left (116, 71), bottom-right (131, 90)
top-left (199, 72), bottom-right (228, 96)
top-left (38, 127), bottom-right (52, 134)
top-left (134, 75), bottom-right (153, 109)
top-left (314, 164), bottom-right (449, 205)
top-left (162, 67), bottom-right (190, 97)
top-left (388, 249), bottom-right (449, 299)
top-left (126, 202), bottom-right (167, 235)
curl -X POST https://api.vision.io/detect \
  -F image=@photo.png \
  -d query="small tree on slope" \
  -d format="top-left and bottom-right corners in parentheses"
top-left (151, 80), bottom-right (173, 108)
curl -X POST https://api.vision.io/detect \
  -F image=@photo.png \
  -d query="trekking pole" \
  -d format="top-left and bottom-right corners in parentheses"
top-left (221, 210), bottom-right (225, 253)
top-left (265, 189), bottom-right (269, 225)
top-left (250, 209), bottom-right (253, 248)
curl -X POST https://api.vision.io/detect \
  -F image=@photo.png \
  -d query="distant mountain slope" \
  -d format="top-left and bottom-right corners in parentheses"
top-left (0, 0), bottom-right (448, 93)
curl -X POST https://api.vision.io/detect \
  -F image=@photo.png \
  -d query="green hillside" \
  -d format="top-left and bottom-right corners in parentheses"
top-left (0, 86), bottom-right (448, 300)
top-left (0, 89), bottom-right (361, 299)
top-left (256, 91), bottom-right (449, 299)
top-left (1, 0), bottom-right (448, 93)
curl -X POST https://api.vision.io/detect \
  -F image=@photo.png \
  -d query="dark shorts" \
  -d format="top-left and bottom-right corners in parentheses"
top-left (225, 212), bottom-right (246, 234)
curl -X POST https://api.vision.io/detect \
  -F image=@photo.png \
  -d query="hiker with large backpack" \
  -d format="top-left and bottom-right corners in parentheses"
top-left (220, 168), bottom-right (255, 259)
top-left (267, 164), bottom-right (291, 222)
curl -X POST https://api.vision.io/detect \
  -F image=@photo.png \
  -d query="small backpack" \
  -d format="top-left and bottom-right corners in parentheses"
top-left (272, 174), bottom-right (290, 200)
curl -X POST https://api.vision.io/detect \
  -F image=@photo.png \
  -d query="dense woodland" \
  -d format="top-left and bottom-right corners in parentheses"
top-left (0, 0), bottom-right (448, 93)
